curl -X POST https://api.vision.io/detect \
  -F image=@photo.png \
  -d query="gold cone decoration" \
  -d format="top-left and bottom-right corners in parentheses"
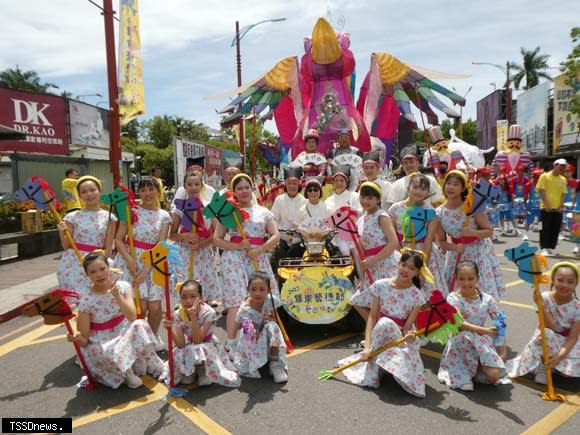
top-left (264, 57), bottom-right (298, 91)
top-left (373, 52), bottom-right (411, 85)
top-left (311, 18), bottom-right (341, 65)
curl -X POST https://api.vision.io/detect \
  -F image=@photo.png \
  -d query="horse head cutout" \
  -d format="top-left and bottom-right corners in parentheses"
top-left (323, 206), bottom-right (360, 241)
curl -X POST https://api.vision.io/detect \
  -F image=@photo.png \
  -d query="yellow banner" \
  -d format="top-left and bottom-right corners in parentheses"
top-left (280, 267), bottom-right (353, 324)
top-left (553, 73), bottom-right (579, 154)
top-left (118, 0), bottom-right (145, 125)
top-left (496, 120), bottom-right (508, 152)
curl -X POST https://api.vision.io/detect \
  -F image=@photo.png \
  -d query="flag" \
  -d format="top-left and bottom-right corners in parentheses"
top-left (118, 0), bottom-right (145, 125)
top-left (496, 119), bottom-right (508, 152)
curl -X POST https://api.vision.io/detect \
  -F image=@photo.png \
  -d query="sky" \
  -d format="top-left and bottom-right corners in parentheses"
top-left (1, 0), bottom-right (578, 136)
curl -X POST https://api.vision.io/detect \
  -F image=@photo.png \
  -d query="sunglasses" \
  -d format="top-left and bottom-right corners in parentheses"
top-left (306, 187), bottom-right (320, 192)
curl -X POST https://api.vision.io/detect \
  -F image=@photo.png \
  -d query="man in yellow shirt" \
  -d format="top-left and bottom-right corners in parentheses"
top-left (61, 169), bottom-right (81, 213)
top-left (151, 167), bottom-right (167, 209)
top-left (536, 159), bottom-right (568, 256)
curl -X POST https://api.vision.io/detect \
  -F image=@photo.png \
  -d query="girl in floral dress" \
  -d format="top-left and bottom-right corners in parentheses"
top-left (57, 176), bottom-right (116, 297)
top-left (170, 172), bottom-right (221, 306)
top-left (213, 173), bottom-right (280, 353)
top-left (349, 181), bottom-right (400, 322)
top-left (438, 261), bottom-right (510, 391)
top-left (435, 170), bottom-right (505, 300)
top-left (115, 178), bottom-right (171, 349)
top-left (162, 280), bottom-right (240, 387)
top-left (507, 262), bottom-right (579, 384)
top-left (338, 251), bottom-right (427, 397)
top-left (234, 272), bottom-right (288, 383)
top-left (389, 173), bottom-right (447, 297)
top-left (66, 251), bottom-right (165, 389)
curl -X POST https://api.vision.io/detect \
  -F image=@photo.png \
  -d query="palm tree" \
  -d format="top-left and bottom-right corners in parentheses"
top-left (0, 66), bottom-right (59, 93)
top-left (510, 47), bottom-right (553, 90)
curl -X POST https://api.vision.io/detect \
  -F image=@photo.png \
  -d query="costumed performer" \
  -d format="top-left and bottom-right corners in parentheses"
top-left (360, 150), bottom-right (391, 210)
top-left (491, 124), bottom-right (533, 177)
top-left (422, 126), bottom-right (464, 171)
top-left (57, 175), bottom-right (117, 297)
top-left (66, 251), bottom-right (165, 389)
top-left (115, 178), bottom-right (171, 350)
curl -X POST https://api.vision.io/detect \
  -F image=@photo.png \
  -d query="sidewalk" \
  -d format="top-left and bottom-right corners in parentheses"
top-left (0, 252), bottom-right (61, 322)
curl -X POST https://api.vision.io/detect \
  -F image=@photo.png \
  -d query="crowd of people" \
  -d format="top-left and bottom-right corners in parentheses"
top-left (53, 126), bottom-right (578, 398)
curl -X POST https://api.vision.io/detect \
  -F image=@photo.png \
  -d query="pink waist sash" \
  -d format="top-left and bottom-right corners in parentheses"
top-left (72, 242), bottom-right (101, 252)
top-left (365, 245), bottom-right (386, 256)
top-left (132, 239), bottom-right (156, 250)
top-left (91, 314), bottom-right (125, 331)
top-left (378, 313), bottom-right (406, 328)
top-left (179, 228), bottom-right (211, 238)
top-left (230, 236), bottom-right (265, 245)
top-left (451, 236), bottom-right (478, 245)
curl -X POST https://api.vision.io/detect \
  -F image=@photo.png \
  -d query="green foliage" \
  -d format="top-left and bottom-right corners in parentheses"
top-left (140, 115), bottom-right (211, 149)
top-left (0, 66), bottom-right (59, 93)
top-left (510, 47), bottom-right (553, 90)
top-left (560, 27), bottom-right (580, 116)
top-left (412, 118), bottom-right (477, 147)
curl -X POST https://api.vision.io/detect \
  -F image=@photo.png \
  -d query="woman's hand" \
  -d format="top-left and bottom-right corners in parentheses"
top-left (57, 222), bottom-right (68, 232)
top-left (546, 350), bottom-right (566, 368)
top-left (455, 243), bottom-right (465, 254)
top-left (359, 349), bottom-right (371, 361)
top-left (460, 227), bottom-right (476, 238)
top-left (239, 239), bottom-right (252, 250)
top-left (161, 319), bottom-right (173, 329)
top-left (263, 311), bottom-right (275, 322)
top-left (67, 332), bottom-right (87, 347)
top-left (486, 327), bottom-right (499, 337)
top-left (361, 256), bottom-right (376, 271)
top-left (247, 247), bottom-right (262, 260)
top-left (403, 331), bottom-right (416, 343)
top-left (188, 300), bottom-right (201, 319)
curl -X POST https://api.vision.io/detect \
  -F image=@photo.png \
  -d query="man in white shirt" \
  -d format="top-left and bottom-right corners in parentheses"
top-left (271, 166), bottom-right (306, 265)
top-left (360, 150), bottom-right (391, 210)
top-left (386, 151), bottom-right (444, 208)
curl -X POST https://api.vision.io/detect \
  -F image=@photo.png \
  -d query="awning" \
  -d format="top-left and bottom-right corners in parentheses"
top-left (0, 124), bottom-right (25, 141)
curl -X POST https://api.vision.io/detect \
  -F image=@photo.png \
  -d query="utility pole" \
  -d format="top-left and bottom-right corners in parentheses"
top-left (103, 0), bottom-right (122, 187)
top-left (235, 21), bottom-right (245, 172)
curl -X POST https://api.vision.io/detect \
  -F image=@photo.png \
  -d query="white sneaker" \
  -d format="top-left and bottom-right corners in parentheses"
top-left (197, 367), bottom-right (212, 387)
top-left (459, 382), bottom-right (474, 391)
top-left (124, 369), bottom-right (143, 389)
top-left (548, 249), bottom-right (555, 256)
top-left (269, 360), bottom-right (288, 383)
top-left (534, 370), bottom-right (547, 385)
top-left (154, 334), bottom-right (167, 352)
top-left (540, 249), bottom-right (550, 257)
top-left (573, 246), bottom-right (579, 255)
top-left (522, 234), bottom-right (529, 241)
top-left (181, 374), bottom-right (195, 385)
top-left (558, 234), bottom-right (565, 241)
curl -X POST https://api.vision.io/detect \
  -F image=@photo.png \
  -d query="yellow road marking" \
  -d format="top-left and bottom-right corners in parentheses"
top-left (500, 300), bottom-right (534, 310)
top-left (23, 334), bottom-right (66, 347)
top-left (0, 322), bottom-right (62, 358)
top-left (288, 332), bottom-right (357, 358)
top-left (168, 396), bottom-right (232, 434)
top-left (71, 379), bottom-right (165, 429)
top-left (506, 279), bottom-right (525, 288)
top-left (521, 394), bottom-right (580, 435)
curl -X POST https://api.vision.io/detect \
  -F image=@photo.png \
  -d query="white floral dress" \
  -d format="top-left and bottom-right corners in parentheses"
top-left (220, 206), bottom-right (279, 309)
top-left (115, 207), bottom-right (171, 301)
top-left (436, 205), bottom-right (505, 300)
top-left (339, 279), bottom-right (427, 396)
top-left (438, 292), bottom-right (510, 388)
top-left (173, 200), bottom-right (222, 303)
top-left (57, 209), bottom-right (117, 297)
top-left (350, 210), bottom-right (399, 308)
top-left (168, 304), bottom-right (240, 387)
top-left (389, 201), bottom-right (447, 296)
top-left (77, 281), bottom-right (164, 388)
top-left (233, 298), bottom-right (287, 378)
top-left (506, 292), bottom-right (580, 378)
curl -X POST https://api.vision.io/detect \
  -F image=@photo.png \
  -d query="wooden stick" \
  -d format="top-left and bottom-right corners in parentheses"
top-left (532, 259), bottom-right (565, 402)
top-left (64, 319), bottom-right (96, 390)
top-left (45, 192), bottom-right (82, 262)
top-left (125, 204), bottom-right (142, 319)
top-left (188, 209), bottom-right (196, 280)
top-left (345, 219), bottom-right (374, 284)
top-left (232, 211), bottom-right (294, 352)
top-left (163, 262), bottom-right (175, 389)
top-left (327, 321), bottom-right (441, 378)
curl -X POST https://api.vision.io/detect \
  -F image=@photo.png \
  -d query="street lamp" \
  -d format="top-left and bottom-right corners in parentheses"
top-left (96, 101), bottom-right (109, 108)
top-left (472, 61), bottom-right (512, 122)
top-left (232, 18), bottom-right (286, 173)
top-left (453, 86), bottom-right (472, 139)
top-left (76, 93), bottom-right (103, 101)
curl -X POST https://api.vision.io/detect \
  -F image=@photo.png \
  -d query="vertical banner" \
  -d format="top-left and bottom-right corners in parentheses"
top-left (553, 73), bottom-right (580, 154)
top-left (476, 90), bottom-right (502, 150)
top-left (118, 0), bottom-right (145, 124)
top-left (516, 82), bottom-right (549, 157)
top-left (496, 120), bottom-right (508, 152)
top-left (204, 145), bottom-right (223, 189)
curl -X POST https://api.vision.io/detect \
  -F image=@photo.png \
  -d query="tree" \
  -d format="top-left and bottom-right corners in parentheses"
top-left (141, 115), bottom-right (175, 149)
top-left (121, 119), bottom-right (141, 141)
top-left (560, 27), bottom-right (580, 116)
top-left (0, 66), bottom-right (58, 93)
top-left (510, 47), bottom-right (553, 90)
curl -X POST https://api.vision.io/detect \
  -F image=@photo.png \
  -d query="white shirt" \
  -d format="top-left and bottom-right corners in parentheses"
top-left (295, 201), bottom-right (331, 234)
top-left (386, 174), bottom-right (443, 208)
top-left (325, 190), bottom-right (362, 214)
top-left (271, 193), bottom-right (306, 241)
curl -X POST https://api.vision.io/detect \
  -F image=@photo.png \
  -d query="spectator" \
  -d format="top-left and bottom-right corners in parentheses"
top-left (61, 168), bottom-right (81, 213)
top-left (151, 167), bottom-right (167, 209)
top-left (537, 159), bottom-right (568, 256)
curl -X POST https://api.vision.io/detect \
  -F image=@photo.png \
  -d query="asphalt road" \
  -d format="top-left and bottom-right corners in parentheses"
top-left (0, 233), bottom-right (578, 435)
